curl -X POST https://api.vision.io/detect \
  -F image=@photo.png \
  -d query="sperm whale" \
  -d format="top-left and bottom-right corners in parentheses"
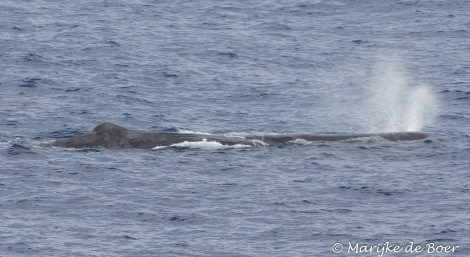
top-left (41, 122), bottom-right (429, 150)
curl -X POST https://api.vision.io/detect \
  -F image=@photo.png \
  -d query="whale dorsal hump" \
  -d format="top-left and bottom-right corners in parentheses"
top-left (92, 122), bottom-right (127, 134)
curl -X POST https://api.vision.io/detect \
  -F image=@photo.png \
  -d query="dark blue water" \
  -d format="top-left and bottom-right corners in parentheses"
top-left (1, 1), bottom-right (469, 256)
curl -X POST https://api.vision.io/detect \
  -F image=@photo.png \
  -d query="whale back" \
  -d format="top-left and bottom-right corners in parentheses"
top-left (42, 122), bottom-right (129, 149)
top-left (92, 122), bottom-right (129, 134)
top-left (42, 122), bottom-right (430, 150)
top-left (90, 122), bottom-right (130, 149)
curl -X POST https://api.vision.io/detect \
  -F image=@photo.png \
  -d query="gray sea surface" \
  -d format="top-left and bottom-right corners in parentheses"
top-left (1, 0), bottom-right (469, 256)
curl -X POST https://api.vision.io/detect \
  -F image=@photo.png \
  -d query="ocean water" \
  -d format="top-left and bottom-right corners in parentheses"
top-left (1, 0), bottom-right (469, 256)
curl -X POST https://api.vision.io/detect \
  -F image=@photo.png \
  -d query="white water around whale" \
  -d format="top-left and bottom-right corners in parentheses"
top-left (152, 138), bottom-right (253, 150)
